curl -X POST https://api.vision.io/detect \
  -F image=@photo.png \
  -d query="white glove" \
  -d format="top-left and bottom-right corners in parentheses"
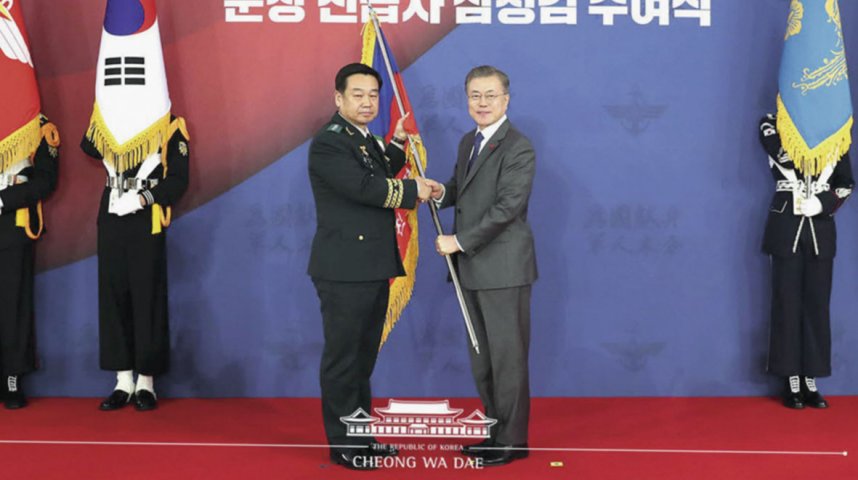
top-left (113, 191), bottom-right (144, 217)
top-left (800, 195), bottom-right (823, 217)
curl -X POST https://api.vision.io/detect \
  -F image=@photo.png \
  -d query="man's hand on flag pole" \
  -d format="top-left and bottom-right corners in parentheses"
top-left (414, 177), bottom-right (442, 204)
top-left (428, 181), bottom-right (444, 201)
top-left (436, 235), bottom-right (462, 256)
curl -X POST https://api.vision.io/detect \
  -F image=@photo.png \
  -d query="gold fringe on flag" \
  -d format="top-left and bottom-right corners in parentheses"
top-left (0, 115), bottom-right (41, 173)
top-left (85, 102), bottom-right (171, 174)
top-left (380, 137), bottom-right (428, 348)
top-left (777, 94), bottom-right (853, 176)
top-left (360, 19), bottom-right (377, 67)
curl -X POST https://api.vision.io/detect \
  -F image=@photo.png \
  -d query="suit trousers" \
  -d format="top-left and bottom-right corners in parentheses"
top-left (0, 243), bottom-right (36, 376)
top-left (464, 285), bottom-right (531, 446)
top-left (313, 278), bottom-right (388, 452)
top-left (98, 232), bottom-right (170, 375)
top-left (768, 246), bottom-right (833, 378)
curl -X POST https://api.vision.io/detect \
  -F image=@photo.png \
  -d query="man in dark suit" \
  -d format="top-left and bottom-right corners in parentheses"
top-left (759, 114), bottom-right (853, 409)
top-left (307, 63), bottom-right (432, 471)
top-left (431, 66), bottom-right (537, 466)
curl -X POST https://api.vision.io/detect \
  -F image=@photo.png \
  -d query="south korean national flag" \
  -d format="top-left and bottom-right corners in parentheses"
top-left (87, 0), bottom-right (171, 172)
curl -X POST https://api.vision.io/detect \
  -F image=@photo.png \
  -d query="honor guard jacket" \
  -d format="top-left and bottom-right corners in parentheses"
top-left (759, 114), bottom-right (854, 259)
top-left (81, 115), bottom-right (190, 240)
top-left (0, 116), bottom-right (60, 250)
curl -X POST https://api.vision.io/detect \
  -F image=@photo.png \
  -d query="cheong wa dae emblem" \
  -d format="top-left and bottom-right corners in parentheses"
top-left (341, 399), bottom-right (497, 439)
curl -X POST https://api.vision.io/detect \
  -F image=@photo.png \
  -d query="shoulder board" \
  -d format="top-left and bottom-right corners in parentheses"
top-left (326, 124), bottom-right (344, 134)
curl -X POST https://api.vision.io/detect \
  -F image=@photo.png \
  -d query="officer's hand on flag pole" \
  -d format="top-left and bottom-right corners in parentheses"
top-left (393, 112), bottom-right (411, 141)
top-left (415, 176), bottom-right (432, 203)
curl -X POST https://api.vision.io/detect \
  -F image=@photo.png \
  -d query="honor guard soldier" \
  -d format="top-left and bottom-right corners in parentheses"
top-left (0, 1), bottom-right (60, 409)
top-left (759, 114), bottom-right (853, 409)
top-left (81, 0), bottom-right (189, 411)
top-left (762, 0), bottom-right (855, 410)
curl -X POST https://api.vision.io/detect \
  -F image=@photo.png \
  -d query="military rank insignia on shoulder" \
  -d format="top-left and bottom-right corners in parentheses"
top-left (179, 141), bottom-right (189, 157)
top-left (326, 124), bottom-right (343, 134)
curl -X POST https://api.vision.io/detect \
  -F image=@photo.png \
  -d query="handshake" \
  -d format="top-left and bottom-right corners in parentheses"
top-left (414, 177), bottom-right (444, 203)
top-left (411, 177), bottom-right (460, 255)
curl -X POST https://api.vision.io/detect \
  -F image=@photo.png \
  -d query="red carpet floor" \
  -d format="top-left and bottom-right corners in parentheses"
top-left (0, 396), bottom-right (855, 479)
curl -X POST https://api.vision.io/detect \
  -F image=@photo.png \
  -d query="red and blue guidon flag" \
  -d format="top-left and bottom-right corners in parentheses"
top-left (361, 18), bottom-right (428, 347)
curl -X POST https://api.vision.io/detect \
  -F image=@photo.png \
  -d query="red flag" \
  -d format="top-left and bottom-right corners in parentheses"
top-left (0, 1), bottom-right (41, 172)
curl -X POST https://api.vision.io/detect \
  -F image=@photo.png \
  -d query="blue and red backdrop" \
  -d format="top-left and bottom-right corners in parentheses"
top-left (19, 0), bottom-right (858, 398)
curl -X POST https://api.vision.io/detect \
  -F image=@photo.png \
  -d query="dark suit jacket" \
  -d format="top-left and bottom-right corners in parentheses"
top-left (81, 116), bottom-right (190, 241)
top-left (439, 119), bottom-right (538, 290)
top-left (0, 116), bottom-right (59, 250)
top-left (759, 115), bottom-right (854, 258)
top-left (307, 113), bottom-right (419, 282)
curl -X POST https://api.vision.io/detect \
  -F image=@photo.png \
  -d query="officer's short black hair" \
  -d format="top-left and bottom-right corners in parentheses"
top-left (335, 63), bottom-right (383, 93)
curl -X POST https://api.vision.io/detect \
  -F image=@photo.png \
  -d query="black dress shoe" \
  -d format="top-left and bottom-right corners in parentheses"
top-left (330, 451), bottom-right (377, 470)
top-left (99, 390), bottom-right (133, 411)
top-left (369, 442), bottom-right (398, 457)
top-left (134, 390), bottom-right (158, 411)
top-left (782, 391), bottom-right (805, 409)
top-left (462, 438), bottom-right (494, 457)
top-left (802, 390), bottom-right (829, 408)
top-left (4, 390), bottom-right (28, 410)
top-left (480, 443), bottom-right (529, 466)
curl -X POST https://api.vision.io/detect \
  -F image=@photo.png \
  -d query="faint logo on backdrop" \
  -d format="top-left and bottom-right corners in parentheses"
top-left (603, 327), bottom-right (667, 372)
top-left (341, 399), bottom-right (496, 439)
top-left (245, 202), bottom-right (314, 255)
top-left (604, 85), bottom-right (667, 136)
top-left (413, 84), bottom-right (467, 135)
top-left (584, 203), bottom-right (682, 256)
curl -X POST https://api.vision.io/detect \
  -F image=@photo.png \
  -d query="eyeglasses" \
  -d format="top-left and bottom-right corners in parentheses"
top-left (468, 92), bottom-right (508, 103)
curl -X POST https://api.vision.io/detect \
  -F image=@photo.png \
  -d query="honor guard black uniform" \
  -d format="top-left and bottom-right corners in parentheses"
top-left (0, 117), bottom-right (60, 409)
top-left (759, 114), bottom-right (854, 409)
